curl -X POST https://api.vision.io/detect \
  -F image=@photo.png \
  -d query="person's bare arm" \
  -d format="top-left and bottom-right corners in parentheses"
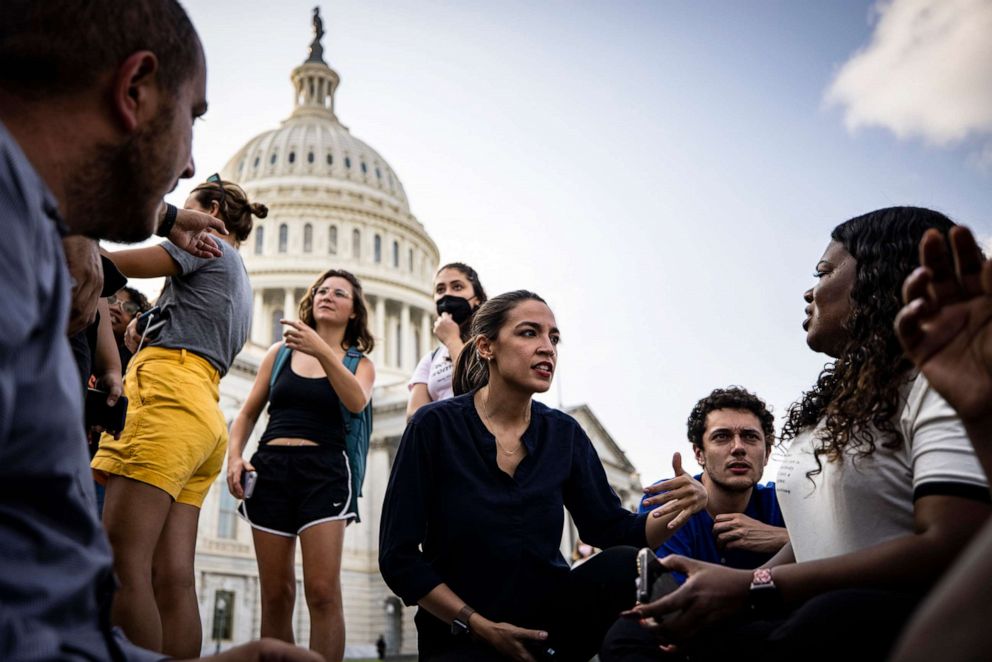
top-left (226, 344), bottom-right (279, 498)
top-left (105, 245), bottom-right (180, 279)
top-left (280, 319), bottom-right (375, 413)
top-left (406, 383), bottom-right (431, 420)
top-left (63, 236), bottom-right (102, 335)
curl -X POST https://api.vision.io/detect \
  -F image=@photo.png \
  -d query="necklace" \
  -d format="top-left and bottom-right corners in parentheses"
top-left (482, 390), bottom-right (530, 456)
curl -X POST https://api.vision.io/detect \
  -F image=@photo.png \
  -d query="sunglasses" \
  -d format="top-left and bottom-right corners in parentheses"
top-left (107, 294), bottom-right (141, 316)
top-left (206, 173), bottom-right (227, 211)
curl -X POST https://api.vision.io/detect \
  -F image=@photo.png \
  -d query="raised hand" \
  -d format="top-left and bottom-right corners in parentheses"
top-left (895, 226), bottom-right (992, 427)
top-left (280, 319), bottom-right (330, 359)
top-left (169, 206), bottom-right (227, 258)
top-left (642, 452), bottom-right (708, 529)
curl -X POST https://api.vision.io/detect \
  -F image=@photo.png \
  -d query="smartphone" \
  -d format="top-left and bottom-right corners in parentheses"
top-left (85, 389), bottom-right (128, 434)
top-left (636, 547), bottom-right (680, 604)
top-left (525, 642), bottom-right (557, 659)
top-left (241, 470), bottom-right (258, 499)
top-left (136, 305), bottom-right (166, 335)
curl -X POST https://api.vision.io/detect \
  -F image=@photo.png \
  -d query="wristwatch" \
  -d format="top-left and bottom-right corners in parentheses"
top-left (748, 568), bottom-right (783, 616)
top-left (451, 604), bottom-right (475, 636)
top-left (156, 203), bottom-right (178, 238)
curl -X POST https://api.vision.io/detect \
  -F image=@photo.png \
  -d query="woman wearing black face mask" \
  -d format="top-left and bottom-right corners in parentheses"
top-left (407, 263), bottom-right (488, 419)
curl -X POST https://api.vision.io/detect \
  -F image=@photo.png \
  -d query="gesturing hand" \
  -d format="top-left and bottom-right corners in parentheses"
top-left (624, 555), bottom-right (750, 641)
top-left (713, 513), bottom-right (789, 553)
top-left (895, 226), bottom-right (992, 425)
top-left (280, 319), bottom-right (329, 358)
top-left (473, 616), bottom-right (549, 662)
top-left (169, 206), bottom-right (227, 258)
top-left (642, 452), bottom-right (708, 529)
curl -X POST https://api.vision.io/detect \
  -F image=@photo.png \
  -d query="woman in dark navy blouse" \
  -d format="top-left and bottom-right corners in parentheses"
top-left (379, 291), bottom-right (707, 661)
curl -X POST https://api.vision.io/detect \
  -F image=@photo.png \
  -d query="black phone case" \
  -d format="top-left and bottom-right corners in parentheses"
top-left (85, 389), bottom-right (128, 433)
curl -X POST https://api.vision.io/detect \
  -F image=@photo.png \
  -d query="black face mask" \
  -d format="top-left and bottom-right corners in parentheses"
top-left (436, 295), bottom-right (474, 325)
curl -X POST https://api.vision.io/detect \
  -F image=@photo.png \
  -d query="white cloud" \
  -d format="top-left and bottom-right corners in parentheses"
top-left (825, 0), bottom-right (992, 146)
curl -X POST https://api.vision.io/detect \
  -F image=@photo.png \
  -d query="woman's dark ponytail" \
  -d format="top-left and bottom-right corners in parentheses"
top-left (450, 290), bottom-right (546, 396)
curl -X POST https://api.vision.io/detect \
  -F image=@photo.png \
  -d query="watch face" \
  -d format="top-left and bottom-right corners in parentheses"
top-left (752, 568), bottom-right (773, 586)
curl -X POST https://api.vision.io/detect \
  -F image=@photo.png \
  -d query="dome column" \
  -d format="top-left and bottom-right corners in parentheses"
top-left (252, 289), bottom-right (266, 346)
top-left (374, 297), bottom-right (386, 363)
top-left (400, 304), bottom-right (412, 372)
top-left (420, 310), bottom-right (432, 358)
top-left (284, 288), bottom-right (297, 323)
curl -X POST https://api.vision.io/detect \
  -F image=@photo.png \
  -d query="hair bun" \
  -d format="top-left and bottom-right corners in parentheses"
top-left (249, 202), bottom-right (269, 219)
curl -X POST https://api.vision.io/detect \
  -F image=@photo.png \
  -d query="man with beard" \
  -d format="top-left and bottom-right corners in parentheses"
top-left (0, 1), bottom-right (317, 660)
top-left (600, 387), bottom-right (787, 661)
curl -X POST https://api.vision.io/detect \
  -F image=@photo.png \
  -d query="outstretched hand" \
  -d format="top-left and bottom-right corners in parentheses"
top-left (169, 206), bottom-right (227, 258)
top-left (895, 226), bottom-right (992, 425)
top-left (642, 453), bottom-right (708, 530)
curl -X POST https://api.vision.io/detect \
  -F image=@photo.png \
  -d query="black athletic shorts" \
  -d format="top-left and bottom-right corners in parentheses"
top-left (238, 444), bottom-right (355, 536)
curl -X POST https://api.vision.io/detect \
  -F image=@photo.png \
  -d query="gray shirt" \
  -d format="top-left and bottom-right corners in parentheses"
top-left (154, 237), bottom-right (252, 375)
top-left (0, 121), bottom-right (162, 661)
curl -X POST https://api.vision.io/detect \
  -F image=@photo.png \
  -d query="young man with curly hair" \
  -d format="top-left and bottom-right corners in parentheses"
top-left (600, 386), bottom-right (787, 660)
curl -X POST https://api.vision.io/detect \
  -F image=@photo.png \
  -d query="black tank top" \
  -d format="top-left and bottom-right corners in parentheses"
top-left (260, 357), bottom-right (347, 448)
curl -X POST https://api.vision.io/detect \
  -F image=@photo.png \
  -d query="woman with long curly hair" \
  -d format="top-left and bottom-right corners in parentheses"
top-left (226, 268), bottom-right (375, 662)
top-left (621, 207), bottom-right (991, 661)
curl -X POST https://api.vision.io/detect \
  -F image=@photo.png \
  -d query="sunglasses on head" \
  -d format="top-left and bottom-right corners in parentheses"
top-left (206, 173), bottom-right (227, 211)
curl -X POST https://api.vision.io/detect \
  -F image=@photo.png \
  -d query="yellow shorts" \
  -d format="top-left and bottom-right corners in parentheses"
top-left (92, 346), bottom-right (227, 508)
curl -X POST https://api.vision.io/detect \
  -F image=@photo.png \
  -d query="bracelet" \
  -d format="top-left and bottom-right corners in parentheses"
top-left (156, 203), bottom-right (178, 238)
top-left (451, 604), bottom-right (476, 636)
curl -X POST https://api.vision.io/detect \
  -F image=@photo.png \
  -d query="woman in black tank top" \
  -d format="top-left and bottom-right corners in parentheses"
top-left (226, 269), bottom-right (375, 662)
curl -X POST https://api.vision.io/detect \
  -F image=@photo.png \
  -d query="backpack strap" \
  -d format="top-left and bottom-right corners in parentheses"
top-left (269, 343), bottom-right (292, 390)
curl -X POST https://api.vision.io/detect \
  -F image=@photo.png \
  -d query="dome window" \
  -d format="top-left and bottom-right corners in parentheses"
top-left (254, 226), bottom-right (264, 255)
top-left (392, 240), bottom-right (399, 268)
top-left (289, 151), bottom-right (296, 164)
top-left (253, 156), bottom-right (260, 168)
top-left (352, 229), bottom-right (361, 258)
top-left (326, 153), bottom-right (333, 165)
top-left (375, 167), bottom-right (382, 179)
top-left (270, 152), bottom-right (278, 165)
top-left (328, 225), bottom-right (338, 255)
top-left (408, 248), bottom-right (413, 272)
top-left (303, 223), bottom-right (313, 252)
top-left (278, 223), bottom-right (288, 253)
top-left (361, 162), bottom-right (368, 174)
top-left (345, 157), bottom-right (352, 169)
top-left (374, 234), bottom-right (382, 263)
top-left (307, 152), bottom-right (315, 164)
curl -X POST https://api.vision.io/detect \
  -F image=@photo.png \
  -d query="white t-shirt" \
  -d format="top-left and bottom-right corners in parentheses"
top-left (408, 345), bottom-right (453, 402)
top-left (776, 375), bottom-right (989, 563)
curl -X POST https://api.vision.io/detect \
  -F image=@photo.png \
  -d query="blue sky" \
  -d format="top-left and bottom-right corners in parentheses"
top-left (147, 0), bottom-right (992, 479)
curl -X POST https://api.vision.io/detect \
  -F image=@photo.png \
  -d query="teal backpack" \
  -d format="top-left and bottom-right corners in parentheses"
top-left (270, 344), bottom-right (373, 522)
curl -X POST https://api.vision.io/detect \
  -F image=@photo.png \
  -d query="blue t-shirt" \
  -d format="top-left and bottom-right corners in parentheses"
top-left (639, 474), bottom-right (785, 583)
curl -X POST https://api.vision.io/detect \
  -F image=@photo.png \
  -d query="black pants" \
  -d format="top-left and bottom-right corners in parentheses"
top-left (423, 546), bottom-right (639, 661)
top-left (600, 588), bottom-right (921, 662)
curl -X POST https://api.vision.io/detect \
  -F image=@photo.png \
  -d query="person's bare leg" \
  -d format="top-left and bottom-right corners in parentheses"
top-left (300, 520), bottom-right (346, 662)
top-left (153, 502), bottom-right (202, 658)
top-left (252, 528), bottom-right (298, 643)
top-left (102, 475), bottom-right (173, 651)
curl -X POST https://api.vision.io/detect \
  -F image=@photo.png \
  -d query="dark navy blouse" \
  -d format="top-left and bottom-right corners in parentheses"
top-left (378, 392), bottom-right (647, 636)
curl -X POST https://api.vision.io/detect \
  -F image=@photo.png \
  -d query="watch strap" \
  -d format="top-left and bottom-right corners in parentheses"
top-left (156, 203), bottom-right (178, 238)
